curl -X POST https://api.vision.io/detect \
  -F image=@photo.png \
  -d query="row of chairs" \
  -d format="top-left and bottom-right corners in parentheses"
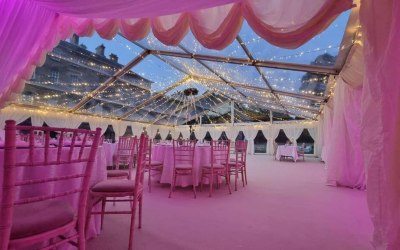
top-left (169, 139), bottom-right (248, 198)
top-left (0, 120), bottom-right (148, 250)
top-left (109, 138), bottom-right (248, 198)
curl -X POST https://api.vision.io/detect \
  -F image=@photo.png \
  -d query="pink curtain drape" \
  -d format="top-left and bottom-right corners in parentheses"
top-left (360, 0), bottom-right (400, 248)
top-left (325, 78), bottom-right (365, 189)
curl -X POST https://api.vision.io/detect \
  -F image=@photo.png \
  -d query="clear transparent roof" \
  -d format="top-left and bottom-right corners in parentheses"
top-left (16, 10), bottom-right (354, 126)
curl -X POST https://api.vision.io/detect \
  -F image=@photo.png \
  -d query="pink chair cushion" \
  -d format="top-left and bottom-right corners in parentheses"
top-left (107, 170), bottom-right (129, 178)
top-left (175, 163), bottom-right (193, 169)
top-left (202, 163), bottom-right (225, 169)
top-left (222, 161), bottom-right (244, 166)
top-left (91, 180), bottom-right (135, 193)
top-left (147, 160), bottom-right (163, 166)
top-left (11, 200), bottom-right (75, 240)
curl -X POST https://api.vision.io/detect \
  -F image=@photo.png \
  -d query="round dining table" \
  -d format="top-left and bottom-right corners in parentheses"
top-left (152, 143), bottom-right (212, 187)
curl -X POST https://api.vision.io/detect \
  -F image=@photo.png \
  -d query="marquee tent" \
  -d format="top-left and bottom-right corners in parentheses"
top-left (0, 0), bottom-right (399, 248)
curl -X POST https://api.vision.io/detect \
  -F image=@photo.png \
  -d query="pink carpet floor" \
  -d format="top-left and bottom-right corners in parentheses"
top-left (87, 155), bottom-right (373, 250)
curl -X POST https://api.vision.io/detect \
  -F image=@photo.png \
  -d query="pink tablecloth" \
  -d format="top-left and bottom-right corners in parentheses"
top-left (152, 144), bottom-right (211, 187)
top-left (0, 146), bottom-right (107, 240)
top-left (276, 145), bottom-right (299, 162)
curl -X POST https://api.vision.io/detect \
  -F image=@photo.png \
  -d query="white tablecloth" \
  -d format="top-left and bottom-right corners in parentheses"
top-left (102, 143), bottom-right (117, 166)
top-left (152, 144), bottom-right (212, 187)
top-left (276, 145), bottom-right (299, 162)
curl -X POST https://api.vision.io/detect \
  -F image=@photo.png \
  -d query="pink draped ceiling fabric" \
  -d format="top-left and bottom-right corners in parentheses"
top-left (0, 0), bottom-right (352, 108)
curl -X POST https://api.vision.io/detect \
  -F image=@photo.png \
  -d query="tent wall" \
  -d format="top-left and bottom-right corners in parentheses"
top-left (0, 106), bottom-right (172, 138)
top-left (176, 121), bottom-right (319, 156)
top-left (322, 44), bottom-right (365, 189)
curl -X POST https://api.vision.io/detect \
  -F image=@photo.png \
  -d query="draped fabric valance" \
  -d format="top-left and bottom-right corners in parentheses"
top-left (0, 0), bottom-right (352, 109)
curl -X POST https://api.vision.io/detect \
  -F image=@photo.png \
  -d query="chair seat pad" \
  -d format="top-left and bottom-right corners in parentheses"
top-left (91, 180), bottom-right (135, 193)
top-left (147, 160), bottom-right (163, 166)
top-left (175, 163), bottom-right (193, 169)
top-left (11, 200), bottom-right (75, 240)
top-left (107, 170), bottom-right (129, 178)
top-left (223, 161), bottom-right (244, 166)
top-left (202, 163), bottom-right (225, 169)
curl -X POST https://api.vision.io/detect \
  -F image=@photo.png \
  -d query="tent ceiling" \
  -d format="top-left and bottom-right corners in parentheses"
top-left (14, 10), bottom-right (357, 126)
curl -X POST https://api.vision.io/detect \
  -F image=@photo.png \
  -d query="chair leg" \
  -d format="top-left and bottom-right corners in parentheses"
top-left (192, 171), bottom-right (197, 199)
top-left (138, 196), bottom-right (143, 229)
top-left (226, 171), bottom-right (232, 195)
top-left (128, 199), bottom-right (138, 250)
top-left (209, 172), bottom-right (213, 197)
top-left (241, 168), bottom-right (245, 187)
top-left (169, 170), bottom-right (176, 198)
top-left (244, 165), bottom-right (248, 185)
top-left (148, 167), bottom-right (152, 193)
top-left (234, 167), bottom-right (239, 191)
top-left (78, 211), bottom-right (86, 250)
top-left (101, 198), bottom-right (106, 230)
top-left (200, 172), bottom-right (204, 192)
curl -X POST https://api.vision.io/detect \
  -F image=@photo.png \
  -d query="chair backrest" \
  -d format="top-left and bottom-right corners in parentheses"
top-left (234, 140), bottom-right (248, 164)
top-left (134, 134), bottom-right (149, 200)
top-left (115, 136), bottom-right (137, 171)
top-left (173, 140), bottom-right (195, 167)
top-left (210, 140), bottom-right (230, 167)
top-left (0, 120), bottom-right (101, 249)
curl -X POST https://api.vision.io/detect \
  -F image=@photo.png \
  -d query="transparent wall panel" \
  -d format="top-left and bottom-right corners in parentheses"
top-left (132, 55), bottom-right (187, 91)
top-left (200, 61), bottom-right (268, 88)
top-left (260, 67), bottom-right (328, 96)
top-left (277, 95), bottom-right (322, 111)
top-left (239, 11), bottom-right (351, 65)
top-left (18, 84), bottom-right (81, 109)
top-left (80, 100), bottom-right (132, 118)
top-left (286, 107), bottom-right (318, 120)
top-left (51, 43), bottom-right (119, 77)
top-left (96, 80), bottom-right (151, 107)
top-left (157, 56), bottom-right (220, 80)
top-left (79, 34), bottom-right (144, 65)
top-left (180, 31), bottom-right (248, 58)
top-left (166, 80), bottom-right (210, 97)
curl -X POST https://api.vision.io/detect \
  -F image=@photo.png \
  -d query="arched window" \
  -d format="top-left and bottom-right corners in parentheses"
top-left (17, 117), bottom-right (32, 126)
top-left (235, 131), bottom-right (245, 141)
top-left (204, 131), bottom-right (212, 141)
top-left (165, 132), bottom-right (172, 141)
top-left (296, 129), bottom-right (315, 154)
top-left (154, 130), bottom-right (162, 140)
top-left (275, 129), bottom-right (290, 145)
top-left (218, 131), bottom-right (228, 140)
top-left (78, 122), bottom-right (91, 130)
top-left (254, 130), bottom-right (268, 154)
top-left (177, 132), bottom-right (183, 140)
top-left (123, 126), bottom-right (133, 137)
top-left (103, 125), bottom-right (116, 143)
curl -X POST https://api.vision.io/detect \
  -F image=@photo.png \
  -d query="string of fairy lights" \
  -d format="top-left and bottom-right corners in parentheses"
top-left (17, 13), bottom-right (356, 125)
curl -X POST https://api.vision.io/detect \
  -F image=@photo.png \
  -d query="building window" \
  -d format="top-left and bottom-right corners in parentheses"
top-left (204, 131), bottom-right (212, 141)
top-left (50, 70), bottom-right (59, 83)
